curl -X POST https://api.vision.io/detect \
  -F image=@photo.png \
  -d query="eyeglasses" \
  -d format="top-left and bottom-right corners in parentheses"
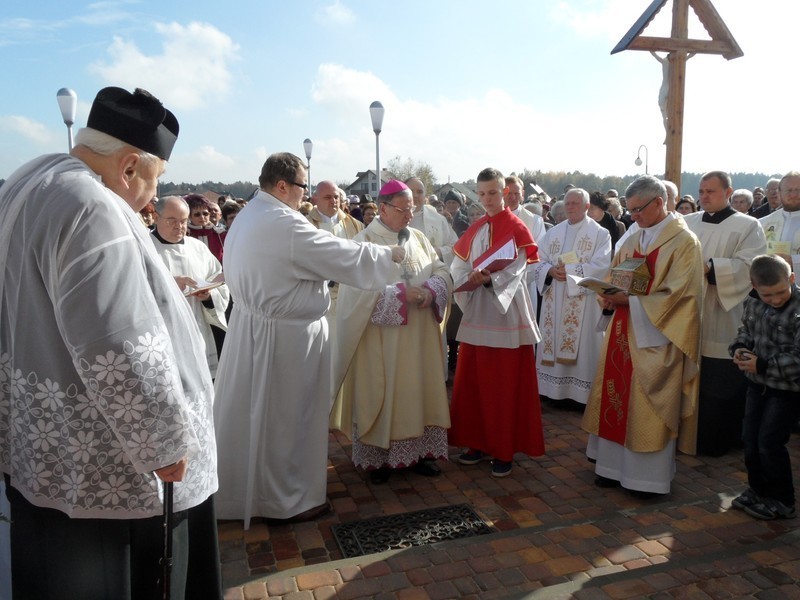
top-left (287, 180), bottom-right (309, 191)
top-left (385, 203), bottom-right (414, 216)
top-left (628, 196), bottom-right (659, 215)
top-left (163, 217), bottom-right (189, 227)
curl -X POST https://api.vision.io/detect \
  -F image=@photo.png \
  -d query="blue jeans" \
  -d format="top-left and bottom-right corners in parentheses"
top-left (742, 383), bottom-right (800, 506)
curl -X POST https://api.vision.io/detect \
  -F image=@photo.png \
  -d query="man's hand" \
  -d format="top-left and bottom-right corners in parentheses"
top-left (548, 264), bottom-right (567, 282)
top-left (191, 289), bottom-right (211, 301)
top-left (598, 290), bottom-right (629, 308)
top-left (390, 245), bottom-right (406, 263)
top-left (467, 268), bottom-right (492, 287)
top-left (174, 275), bottom-right (197, 292)
top-left (155, 456), bottom-right (188, 482)
top-left (406, 285), bottom-right (433, 308)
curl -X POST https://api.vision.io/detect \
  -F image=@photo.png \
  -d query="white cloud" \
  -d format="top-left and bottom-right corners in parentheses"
top-left (305, 63), bottom-right (663, 186)
top-left (89, 21), bottom-right (240, 111)
top-left (314, 1), bottom-right (356, 27)
top-left (0, 116), bottom-right (56, 145)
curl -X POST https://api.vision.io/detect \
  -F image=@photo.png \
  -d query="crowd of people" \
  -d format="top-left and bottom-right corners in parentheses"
top-left (1, 85), bottom-right (799, 598)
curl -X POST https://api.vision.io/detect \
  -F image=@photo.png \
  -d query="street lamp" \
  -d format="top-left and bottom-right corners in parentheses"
top-left (635, 144), bottom-right (649, 174)
top-left (369, 101), bottom-right (385, 195)
top-left (56, 88), bottom-right (78, 151)
top-left (303, 138), bottom-right (313, 194)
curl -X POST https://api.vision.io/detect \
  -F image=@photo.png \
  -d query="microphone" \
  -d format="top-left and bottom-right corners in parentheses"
top-left (398, 227), bottom-right (410, 245)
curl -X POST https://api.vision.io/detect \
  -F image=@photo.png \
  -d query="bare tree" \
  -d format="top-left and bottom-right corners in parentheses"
top-left (386, 156), bottom-right (437, 194)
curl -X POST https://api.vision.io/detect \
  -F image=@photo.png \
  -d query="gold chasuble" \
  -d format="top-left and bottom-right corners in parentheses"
top-left (582, 216), bottom-right (704, 455)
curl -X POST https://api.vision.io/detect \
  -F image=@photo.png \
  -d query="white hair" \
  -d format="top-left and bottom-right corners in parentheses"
top-left (74, 127), bottom-right (161, 169)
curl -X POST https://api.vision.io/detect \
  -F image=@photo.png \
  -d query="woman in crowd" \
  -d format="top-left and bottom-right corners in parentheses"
top-left (588, 191), bottom-right (625, 252)
top-left (676, 196), bottom-right (698, 215)
top-left (185, 193), bottom-right (226, 263)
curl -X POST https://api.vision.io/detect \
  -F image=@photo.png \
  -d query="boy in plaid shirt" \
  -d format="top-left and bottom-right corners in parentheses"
top-left (730, 254), bottom-right (800, 519)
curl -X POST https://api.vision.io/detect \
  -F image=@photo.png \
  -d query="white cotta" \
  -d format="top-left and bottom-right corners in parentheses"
top-left (213, 191), bottom-right (394, 528)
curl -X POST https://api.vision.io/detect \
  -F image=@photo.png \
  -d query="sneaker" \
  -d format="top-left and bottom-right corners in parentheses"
top-left (458, 449), bottom-right (491, 465)
top-left (744, 497), bottom-right (796, 520)
top-left (731, 488), bottom-right (760, 511)
top-left (491, 460), bottom-right (513, 478)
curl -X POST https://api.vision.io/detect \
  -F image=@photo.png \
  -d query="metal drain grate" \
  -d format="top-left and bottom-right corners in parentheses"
top-left (331, 503), bottom-right (494, 558)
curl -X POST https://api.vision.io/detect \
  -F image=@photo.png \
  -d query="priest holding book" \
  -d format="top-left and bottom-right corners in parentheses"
top-left (448, 168), bottom-right (544, 478)
top-left (533, 188), bottom-right (611, 407)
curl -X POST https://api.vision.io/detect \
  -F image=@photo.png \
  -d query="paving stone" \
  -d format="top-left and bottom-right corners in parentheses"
top-left (424, 581), bottom-right (460, 600)
top-left (266, 577), bottom-right (299, 596)
top-left (217, 399), bottom-right (800, 600)
top-left (296, 570), bottom-right (342, 591)
top-left (243, 582), bottom-right (269, 600)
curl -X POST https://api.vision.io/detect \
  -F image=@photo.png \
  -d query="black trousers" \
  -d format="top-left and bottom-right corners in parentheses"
top-left (696, 356), bottom-right (747, 456)
top-left (6, 483), bottom-right (222, 600)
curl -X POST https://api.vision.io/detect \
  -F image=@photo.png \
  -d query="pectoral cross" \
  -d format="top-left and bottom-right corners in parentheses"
top-left (400, 263), bottom-right (413, 287)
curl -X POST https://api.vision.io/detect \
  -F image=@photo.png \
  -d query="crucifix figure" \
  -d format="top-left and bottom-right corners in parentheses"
top-left (612, 0), bottom-right (742, 188)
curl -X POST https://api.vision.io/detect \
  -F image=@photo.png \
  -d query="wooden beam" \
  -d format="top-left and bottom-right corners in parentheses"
top-left (689, 0), bottom-right (743, 59)
top-left (664, 0), bottom-right (689, 189)
top-left (626, 36), bottom-right (731, 55)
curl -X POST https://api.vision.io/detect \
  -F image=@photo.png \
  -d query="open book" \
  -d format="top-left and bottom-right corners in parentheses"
top-left (454, 236), bottom-right (517, 292)
top-left (184, 274), bottom-right (225, 297)
top-left (567, 274), bottom-right (627, 296)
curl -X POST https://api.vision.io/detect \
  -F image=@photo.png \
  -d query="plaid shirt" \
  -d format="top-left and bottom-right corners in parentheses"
top-left (730, 285), bottom-right (800, 392)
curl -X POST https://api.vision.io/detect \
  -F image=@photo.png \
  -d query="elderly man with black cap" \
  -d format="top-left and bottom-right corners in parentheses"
top-left (0, 87), bottom-right (222, 598)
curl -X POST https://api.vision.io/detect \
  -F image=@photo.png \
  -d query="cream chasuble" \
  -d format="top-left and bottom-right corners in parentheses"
top-left (331, 220), bottom-right (451, 450)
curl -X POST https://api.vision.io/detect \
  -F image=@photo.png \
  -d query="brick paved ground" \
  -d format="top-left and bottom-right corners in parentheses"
top-left (219, 400), bottom-right (800, 599)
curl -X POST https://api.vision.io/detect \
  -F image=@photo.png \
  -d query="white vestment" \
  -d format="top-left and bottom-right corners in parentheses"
top-left (152, 234), bottom-right (229, 377)
top-left (511, 205), bottom-right (547, 317)
top-left (0, 154), bottom-right (217, 518)
top-left (684, 210), bottom-right (766, 358)
top-left (533, 217), bottom-right (611, 404)
top-left (213, 191), bottom-right (394, 527)
top-left (759, 209), bottom-right (800, 273)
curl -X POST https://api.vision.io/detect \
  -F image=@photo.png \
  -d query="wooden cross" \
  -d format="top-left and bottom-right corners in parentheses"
top-left (612, 0), bottom-right (742, 189)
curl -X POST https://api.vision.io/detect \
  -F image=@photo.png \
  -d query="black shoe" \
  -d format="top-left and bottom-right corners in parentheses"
top-left (594, 475), bottom-right (620, 488)
top-left (369, 467), bottom-right (392, 484)
top-left (411, 459), bottom-right (441, 477)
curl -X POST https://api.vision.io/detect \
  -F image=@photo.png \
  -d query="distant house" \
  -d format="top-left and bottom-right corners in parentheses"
top-left (344, 169), bottom-right (394, 199)
top-left (434, 182), bottom-right (478, 205)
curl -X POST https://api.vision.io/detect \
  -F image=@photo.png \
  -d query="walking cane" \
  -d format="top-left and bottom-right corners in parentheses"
top-left (160, 481), bottom-right (174, 600)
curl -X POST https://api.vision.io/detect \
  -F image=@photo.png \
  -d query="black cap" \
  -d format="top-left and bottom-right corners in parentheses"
top-left (444, 189), bottom-right (463, 206)
top-left (87, 87), bottom-right (179, 160)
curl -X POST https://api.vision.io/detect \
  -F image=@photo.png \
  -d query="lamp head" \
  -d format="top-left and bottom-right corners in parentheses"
top-left (635, 157), bottom-right (643, 167)
top-left (303, 138), bottom-right (313, 161)
top-left (57, 88), bottom-right (77, 126)
top-left (369, 100), bottom-right (384, 134)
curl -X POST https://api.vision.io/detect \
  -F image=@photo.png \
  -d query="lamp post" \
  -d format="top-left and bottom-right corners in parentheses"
top-left (635, 144), bottom-right (649, 174)
top-left (369, 101), bottom-right (385, 195)
top-left (56, 88), bottom-right (78, 151)
top-left (303, 138), bottom-right (313, 195)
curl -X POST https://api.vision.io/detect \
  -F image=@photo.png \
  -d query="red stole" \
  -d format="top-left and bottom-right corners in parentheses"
top-left (453, 208), bottom-right (538, 264)
top-left (597, 247), bottom-right (660, 445)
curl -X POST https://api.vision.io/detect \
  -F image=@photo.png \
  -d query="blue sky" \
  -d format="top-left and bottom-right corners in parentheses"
top-left (0, 1), bottom-right (796, 189)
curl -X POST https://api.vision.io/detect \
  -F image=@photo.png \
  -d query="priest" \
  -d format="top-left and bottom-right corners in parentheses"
top-left (582, 175), bottom-right (704, 497)
top-left (332, 180), bottom-right (452, 484)
top-left (533, 188), bottom-right (611, 406)
top-left (151, 195), bottom-right (229, 378)
top-left (684, 171), bottom-right (766, 456)
top-left (0, 87), bottom-right (221, 598)
top-left (213, 153), bottom-right (406, 527)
